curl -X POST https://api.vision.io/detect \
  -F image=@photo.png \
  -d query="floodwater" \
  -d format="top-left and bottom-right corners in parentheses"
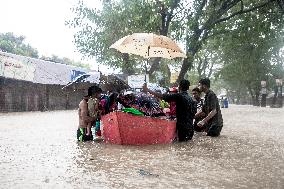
top-left (0, 105), bottom-right (283, 189)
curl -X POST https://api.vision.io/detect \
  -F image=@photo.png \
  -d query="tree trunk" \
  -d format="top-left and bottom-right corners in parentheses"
top-left (255, 93), bottom-right (260, 106)
top-left (177, 53), bottom-right (195, 83)
top-left (148, 58), bottom-right (161, 76)
top-left (248, 87), bottom-right (259, 106)
top-left (148, 0), bottom-right (180, 77)
top-left (177, 27), bottom-right (201, 83)
top-left (121, 53), bottom-right (135, 75)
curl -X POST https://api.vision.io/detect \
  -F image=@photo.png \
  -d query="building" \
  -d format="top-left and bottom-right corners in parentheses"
top-left (0, 51), bottom-right (99, 112)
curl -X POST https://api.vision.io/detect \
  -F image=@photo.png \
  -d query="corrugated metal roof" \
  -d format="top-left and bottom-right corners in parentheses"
top-left (0, 51), bottom-right (99, 85)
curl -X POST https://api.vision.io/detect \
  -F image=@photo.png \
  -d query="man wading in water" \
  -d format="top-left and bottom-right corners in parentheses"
top-left (143, 79), bottom-right (196, 142)
top-left (195, 78), bottom-right (223, 137)
top-left (77, 86), bottom-right (101, 142)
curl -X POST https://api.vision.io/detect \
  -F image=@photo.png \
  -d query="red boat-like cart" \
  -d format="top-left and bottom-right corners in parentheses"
top-left (101, 112), bottom-right (176, 145)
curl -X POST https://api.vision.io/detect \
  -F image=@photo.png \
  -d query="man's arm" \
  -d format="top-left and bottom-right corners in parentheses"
top-left (198, 93), bottom-right (217, 126)
top-left (143, 83), bottom-right (163, 98)
top-left (202, 109), bottom-right (217, 123)
top-left (195, 110), bottom-right (205, 119)
top-left (197, 109), bottom-right (217, 127)
top-left (143, 83), bottom-right (179, 102)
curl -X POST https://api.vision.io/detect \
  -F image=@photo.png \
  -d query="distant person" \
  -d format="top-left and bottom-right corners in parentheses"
top-left (272, 85), bottom-right (278, 107)
top-left (195, 78), bottom-right (223, 137)
top-left (223, 97), bottom-right (229, 108)
top-left (191, 87), bottom-right (205, 132)
top-left (219, 97), bottom-right (224, 108)
top-left (77, 86), bottom-right (101, 142)
top-left (143, 80), bottom-right (195, 142)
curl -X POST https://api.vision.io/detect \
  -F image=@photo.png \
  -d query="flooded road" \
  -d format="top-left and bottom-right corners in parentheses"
top-left (0, 105), bottom-right (284, 189)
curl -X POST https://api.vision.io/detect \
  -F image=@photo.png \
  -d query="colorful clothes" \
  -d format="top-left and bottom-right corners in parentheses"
top-left (122, 108), bottom-right (144, 116)
top-left (169, 101), bottom-right (176, 117)
top-left (88, 97), bottom-right (99, 118)
top-left (160, 100), bottom-right (169, 109)
top-left (100, 95), bottom-right (110, 115)
top-left (118, 93), bottom-right (165, 117)
top-left (77, 128), bottom-right (93, 142)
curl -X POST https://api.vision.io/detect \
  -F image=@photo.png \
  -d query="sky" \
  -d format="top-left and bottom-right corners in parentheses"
top-left (0, 0), bottom-right (115, 74)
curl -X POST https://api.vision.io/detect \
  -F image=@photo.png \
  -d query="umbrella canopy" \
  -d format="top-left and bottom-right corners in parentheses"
top-left (62, 74), bottom-right (93, 90)
top-left (100, 74), bottom-right (130, 92)
top-left (110, 33), bottom-right (186, 59)
top-left (62, 73), bottom-right (130, 92)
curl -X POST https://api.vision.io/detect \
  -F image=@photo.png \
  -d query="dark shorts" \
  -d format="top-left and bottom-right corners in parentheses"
top-left (176, 123), bottom-right (194, 142)
top-left (206, 122), bottom-right (223, 137)
top-left (77, 128), bottom-right (93, 142)
top-left (194, 119), bottom-right (223, 137)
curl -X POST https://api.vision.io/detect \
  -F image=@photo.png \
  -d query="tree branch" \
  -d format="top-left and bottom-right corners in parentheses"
top-left (277, 0), bottom-right (284, 12)
top-left (172, 2), bottom-right (192, 18)
top-left (213, 0), bottom-right (275, 26)
top-left (164, 0), bottom-right (180, 35)
top-left (201, 29), bottom-right (231, 43)
top-left (200, 0), bottom-right (241, 31)
top-left (195, 0), bottom-right (207, 20)
top-left (208, 61), bottom-right (214, 78)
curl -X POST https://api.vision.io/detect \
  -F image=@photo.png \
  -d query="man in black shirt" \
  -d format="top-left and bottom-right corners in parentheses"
top-left (143, 79), bottom-right (195, 142)
top-left (196, 78), bottom-right (223, 137)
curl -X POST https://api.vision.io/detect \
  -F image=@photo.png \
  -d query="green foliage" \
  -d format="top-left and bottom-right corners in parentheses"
top-left (68, 0), bottom-right (284, 95)
top-left (41, 55), bottom-right (90, 69)
top-left (67, 0), bottom-right (184, 75)
top-left (217, 5), bottom-right (284, 101)
top-left (0, 32), bottom-right (39, 58)
top-left (67, 0), bottom-right (160, 70)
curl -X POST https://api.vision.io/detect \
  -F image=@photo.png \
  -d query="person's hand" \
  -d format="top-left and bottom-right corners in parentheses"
top-left (197, 119), bottom-right (207, 127)
top-left (197, 121), bottom-right (203, 127)
top-left (142, 83), bottom-right (148, 93)
top-left (195, 111), bottom-right (205, 119)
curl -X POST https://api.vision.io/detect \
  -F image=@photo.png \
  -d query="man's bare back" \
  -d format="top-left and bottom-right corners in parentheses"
top-left (78, 98), bottom-right (93, 128)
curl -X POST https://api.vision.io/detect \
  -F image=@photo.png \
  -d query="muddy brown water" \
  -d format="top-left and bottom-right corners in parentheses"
top-left (0, 105), bottom-right (283, 189)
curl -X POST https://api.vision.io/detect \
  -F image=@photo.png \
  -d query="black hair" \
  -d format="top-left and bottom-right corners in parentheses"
top-left (109, 92), bottom-right (119, 105)
top-left (88, 85), bottom-right (102, 96)
top-left (199, 78), bottom-right (210, 88)
top-left (179, 79), bottom-right (190, 91)
top-left (192, 87), bottom-right (201, 94)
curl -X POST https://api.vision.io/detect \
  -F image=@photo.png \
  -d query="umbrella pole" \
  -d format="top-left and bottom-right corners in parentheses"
top-left (145, 46), bottom-right (150, 83)
top-left (145, 59), bottom-right (148, 83)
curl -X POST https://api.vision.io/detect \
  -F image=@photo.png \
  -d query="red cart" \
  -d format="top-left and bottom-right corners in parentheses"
top-left (101, 112), bottom-right (176, 145)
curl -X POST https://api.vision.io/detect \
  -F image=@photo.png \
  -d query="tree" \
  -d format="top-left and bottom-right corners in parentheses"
top-left (68, 0), bottom-right (282, 84)
top-left (177, 0), bottom-right (281, 82)
top-left (67, 0), bottom-right (181, 77)
top-left (41, 55), bottom-right (90, 69)
top-left (217, 5), bottom-right (284, 105)
top-left (0, 32), bottom-right (39, 58)
top-left (193, 38), bottom-right (222, 80)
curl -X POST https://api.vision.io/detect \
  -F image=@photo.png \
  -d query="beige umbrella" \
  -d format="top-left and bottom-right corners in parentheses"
top-left (110, 33), bottom-right (186, 59)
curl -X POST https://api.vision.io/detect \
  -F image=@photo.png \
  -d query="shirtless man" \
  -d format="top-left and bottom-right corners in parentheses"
top-left (77, 86), bottom-right (102, 142)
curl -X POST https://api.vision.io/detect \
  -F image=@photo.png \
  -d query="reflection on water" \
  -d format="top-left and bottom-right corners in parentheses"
top-left (0, 105), bottom-right (283, 188)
